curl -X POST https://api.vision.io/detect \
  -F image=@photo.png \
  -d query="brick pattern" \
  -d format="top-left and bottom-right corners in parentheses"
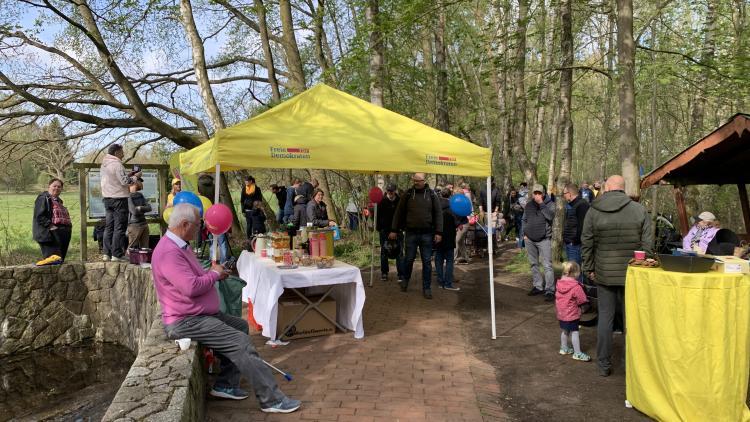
top-left (206, 264), bottom-right (506, 421)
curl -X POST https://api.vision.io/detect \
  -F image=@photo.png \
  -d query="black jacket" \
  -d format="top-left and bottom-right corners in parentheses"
top-left (249, 208), bottom-right (267, 234)
top-left (376, 194), bottom-right (400, 232)
top-left (306, 200), bottom-right (329, 228)
top-left (240, 185), bottom-right (263, 212)
top-left (32, 192), bottom-right (53, 243)
top-left (562, 196), bottom-right (589, 245)
top-left (291, 197), bottom-right (308, 230)
top-left (274, 188), bottom-right (287, 211)
top-left (128, 192), bottom-right (152, 225)
top-left (438, 197), bottom-right (459, 250)
top-left (480, 187), bottom-right (502, 212)
top-left (522, 196), bottom-right (555, 242)
top-left (296, 182), bottom-right (314, 203)
top-left (391, 185), bottom-right (443, 234)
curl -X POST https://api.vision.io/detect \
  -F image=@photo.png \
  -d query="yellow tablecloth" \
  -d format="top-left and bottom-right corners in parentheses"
top-left (625, 266), bottom-right (750, 422)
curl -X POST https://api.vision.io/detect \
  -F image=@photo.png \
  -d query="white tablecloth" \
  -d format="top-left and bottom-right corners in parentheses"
top-left (238, 250), bottom-right (365, 339)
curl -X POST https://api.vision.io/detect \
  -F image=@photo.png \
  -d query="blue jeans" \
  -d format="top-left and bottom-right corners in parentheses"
top-left (404, 231), bottom-right (434, 291)
top-left (209, 233), bottom-right (230, 264)
top-left (348, 212), bottom-right (359, 231)
top-left (435, 248), bottom-right (455, 288)
top-left (379, 230), bottom-right (404, 278)
top-left (565, 243), bottom-right (583, 283)
top-left (516, 215), bottom-right (525, 248)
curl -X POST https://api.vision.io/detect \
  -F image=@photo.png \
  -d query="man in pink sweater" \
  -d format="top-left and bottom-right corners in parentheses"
top-left (151, 203), bottom-right (300, 414)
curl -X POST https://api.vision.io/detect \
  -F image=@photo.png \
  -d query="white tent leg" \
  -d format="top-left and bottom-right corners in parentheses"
top-left (369, 203), bottom-right (378, 287)
top-left (213, 164), bottom-right (220, 262)
top-left (487, 176), bottom-right (497, 339)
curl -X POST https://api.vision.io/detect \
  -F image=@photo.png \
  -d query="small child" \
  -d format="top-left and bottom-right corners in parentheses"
top-left (249, 200), bottom-right (267, 236)
top-left (555, 261), bottom-right (590, 361)
top-left (127, 178), bottom-right (152, 250)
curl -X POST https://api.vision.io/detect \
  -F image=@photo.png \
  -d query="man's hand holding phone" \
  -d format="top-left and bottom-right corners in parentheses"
top-left (211, 262), bottom-right (229, 280)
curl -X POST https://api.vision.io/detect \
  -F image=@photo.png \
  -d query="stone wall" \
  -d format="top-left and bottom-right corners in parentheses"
top-left (0, 262), bottom-right (206, 421)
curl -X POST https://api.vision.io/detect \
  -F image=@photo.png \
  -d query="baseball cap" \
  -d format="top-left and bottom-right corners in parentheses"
top-left (171, 178), bottom-right (181, 185)
top-left (532, 183), bottom-right (544, 194)
top-left (386, 184), bottom-right (397, 192)
top-left (698, 211), bottom-right (716, 222)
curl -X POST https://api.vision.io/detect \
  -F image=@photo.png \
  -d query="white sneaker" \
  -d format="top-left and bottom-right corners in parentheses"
top-left (102, 255), bottom-right (110, 262)
top-left (110, 256), bottom-right (127, 262)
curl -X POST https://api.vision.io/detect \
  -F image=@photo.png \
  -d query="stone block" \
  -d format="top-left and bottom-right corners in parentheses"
top-left (2, 316), bottom-right (27, 339)
top-left (127, 366), bottom-right (151, 378)
top-left (66, 280), bottom-right (88, 301)
top-left (143, 409), bottom-right (182, 422)
top-left (167, 386), bottom-right (187, 410)
top-left (102, 401), bottom-right (142, 421)
top-left (19, 316), bottom-right (48, 344)
top-left (0, 288), bottom-right (12, 308)
top-left (127, 402), bottom-right (164, 420)
top-left (148, 365), bottom-right (171, 381)
top-left (148, 377), bottom-right (170, 387)
top-left (106, 263), bottom-right (122, 277)
top-left (143, 392), bottom-right (170, 405)
top-left (49, 281), bottom-right (67, 300)
top-left (115, 386), bottom-right (149, 402)
top-left (0, 268), bottom-right (13, 279)
top-left (33, 305), bottom-right (73, 349)
top-left (12, 267), bottom-right (31, 282)
top-left (62, 300), bottom-right (83, 314)
top-left (0, 278), bottom-right (15, 289)
top-left (10, 283), bottom-right (29, 303)
top-left (0, 338), bottom-right (20, 355)
top-left (58, 264), bottom-right (78, 282)
top-left (123, 376), bottom-right (146, 387)
top-left (26, 273), bottom-right (45, 290)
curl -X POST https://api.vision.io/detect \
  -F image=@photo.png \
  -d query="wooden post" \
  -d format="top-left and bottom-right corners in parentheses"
top-left (673, 185), bottom-right (689, 236)
top-left (738, 184), bottom-right (750, 236)
top-left (159, 168), bottom-right (168, 234)
top-left (78, 167), bottom-right (88, 261)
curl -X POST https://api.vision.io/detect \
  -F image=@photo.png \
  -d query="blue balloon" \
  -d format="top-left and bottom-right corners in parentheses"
top-left (449, 194), bottom-right (472, 217)
top-left (173, 191), bottom-right (204, 216)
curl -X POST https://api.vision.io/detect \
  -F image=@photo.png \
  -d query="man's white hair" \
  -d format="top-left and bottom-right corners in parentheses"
top-left (168, 203), bottom-right (199, 228)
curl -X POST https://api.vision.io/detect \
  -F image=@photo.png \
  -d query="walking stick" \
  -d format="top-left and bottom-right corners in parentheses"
top-left (262, 359), bottom-right (293, 381)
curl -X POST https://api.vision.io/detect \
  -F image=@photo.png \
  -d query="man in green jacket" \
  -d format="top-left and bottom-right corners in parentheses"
top-left (581, 175), bottom-right (652, 377)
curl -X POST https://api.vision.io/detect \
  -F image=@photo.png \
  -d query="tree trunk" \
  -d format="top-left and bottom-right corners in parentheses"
top-left (254, 0), bottom-right (281, 102)
top-left (366, 0), bottom-right (385, 107)
top-left (491, 1), bottom-right (511, 192)
top-left (179, 0), bottom-right (226, 130)
top-left (435, 4), bottom-right (449, 132)
top-left (530, 0), bottom-right (551, 168)
top-left (279, 0), bottom-right (306, 93)
top-left (600, 10), bottom-right (616, 181)
top-left (689, 0), bottom-right (716, 141)
top-left (616, 0), bottom-right (639, 198)
top-left (422, 29), bottom-right (436, 125)
top-left (551, 0), bottom-right (573, 262)
top-left (311, 169), bottom-right (339, 223)
top-left (511, 0), bottom-right (537, 184)
top-left (311, 0), bottom-right (337, 86)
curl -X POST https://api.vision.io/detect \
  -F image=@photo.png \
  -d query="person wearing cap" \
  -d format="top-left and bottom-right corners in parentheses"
top-left (101, 143), bottom-right (141, 262)
top-left (167, 178), bottom-right (181, 207)
top-left (523, 183), bottom-right (556, 300)
top-left (390, 173), bottom-right (443, 299)
top-left (377, 184), bottom-right (404, 282)
top-left (581, 175), bottom-right (652, 377)
top-left (682, 211), bottom-right (720, 253)
top-left (127, 177), bottom-right (152, 250)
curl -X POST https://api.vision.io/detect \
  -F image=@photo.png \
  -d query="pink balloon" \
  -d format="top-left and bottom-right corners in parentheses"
top-left (204, 203), bottom-right (233, 235)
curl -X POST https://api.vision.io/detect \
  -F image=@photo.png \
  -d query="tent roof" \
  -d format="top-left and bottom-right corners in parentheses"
top-left (180, 84), bottom-right (491, 177)
top-left (641, 113), bottom-right (750, 188)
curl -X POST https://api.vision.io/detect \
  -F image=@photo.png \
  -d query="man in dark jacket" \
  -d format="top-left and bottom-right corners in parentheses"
top-left (377, 184), bottom-right (404, 281)
top-left (562, 183), bottom-right (589, 271)
top-left (390, 173), bottom-right (443, 299)
top-left (581, 175), bottom-right (652, 377)
top-left (523, 183), bottom-right (556, 300)
top-left (436, 189), bottom-right (460, 291)
top-left (270, 184), bottom-right (287, 224)
top-left (283, 179), bottom-right (301, 223)
top-left (127, 178), bottom-right (152, 250)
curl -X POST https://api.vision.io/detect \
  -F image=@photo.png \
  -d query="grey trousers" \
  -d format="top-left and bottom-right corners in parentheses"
top-left (525, 238), bottom-right (554, 292)
top-left (596, 284), bottom-right (625, 371)
top-left (454, 224), bottom-right (470, 262)
top-left (164, 312), bottom-right (285, 407)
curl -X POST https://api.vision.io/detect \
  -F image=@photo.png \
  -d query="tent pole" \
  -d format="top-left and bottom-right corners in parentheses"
top-left (213, 164), bottom-right (220, 262)
top-left (369, 203), bottom-right (378, 287)
top-left (487, 176), bottom-right (497, 339)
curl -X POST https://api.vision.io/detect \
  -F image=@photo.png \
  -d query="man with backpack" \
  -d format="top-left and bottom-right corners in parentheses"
top-left (390, 173), bottom-right (443, 299)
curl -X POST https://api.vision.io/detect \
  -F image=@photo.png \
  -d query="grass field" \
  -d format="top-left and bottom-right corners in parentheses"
top-left (0, 190), bottom-right (161, 266)
top-left (0, 189), bottom-right (373, 267)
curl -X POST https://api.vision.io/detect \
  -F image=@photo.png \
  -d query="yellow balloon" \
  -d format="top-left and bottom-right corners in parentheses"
top-left (199, 196), bottom-right (213, 216)
top-left (163, 206), bottom-right (173, 223)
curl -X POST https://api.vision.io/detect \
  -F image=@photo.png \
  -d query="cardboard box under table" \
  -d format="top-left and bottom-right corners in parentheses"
top-left (625, 266), bottom-right (750, 421)
top-left (276, 294), bottom-right (336, 340)
top-left (236, 250), bottom-right (366, 341)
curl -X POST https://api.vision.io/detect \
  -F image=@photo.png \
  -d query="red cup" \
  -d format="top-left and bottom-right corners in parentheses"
top-left (634, 250), bottom-right (646, 260)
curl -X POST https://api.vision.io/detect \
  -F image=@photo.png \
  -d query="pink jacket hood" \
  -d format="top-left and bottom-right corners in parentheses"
top-left (555, 276), bottom-right (588, 322)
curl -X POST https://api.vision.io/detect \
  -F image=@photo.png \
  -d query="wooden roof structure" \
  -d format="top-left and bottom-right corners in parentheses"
top-left (641, 113), bottom-right (750, 237)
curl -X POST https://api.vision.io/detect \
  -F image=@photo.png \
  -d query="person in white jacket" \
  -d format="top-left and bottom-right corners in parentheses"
top-left (100, 144), bottom-right (141, 261)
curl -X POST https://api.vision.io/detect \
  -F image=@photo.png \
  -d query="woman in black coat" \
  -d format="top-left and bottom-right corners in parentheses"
top-left (240, 175), bottom-right (263, 239)
top-left (33, 178), bottom-right (73, 262)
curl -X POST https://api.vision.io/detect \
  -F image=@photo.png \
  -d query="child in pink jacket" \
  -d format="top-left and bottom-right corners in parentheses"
top-left (555, 261), bottom-right (590, 361)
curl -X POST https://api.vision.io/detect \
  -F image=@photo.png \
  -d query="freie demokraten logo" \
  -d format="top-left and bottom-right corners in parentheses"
top-left (270, 147), bottom-right (311, 159)
top-left (425, 154), bottom-right (458, 167)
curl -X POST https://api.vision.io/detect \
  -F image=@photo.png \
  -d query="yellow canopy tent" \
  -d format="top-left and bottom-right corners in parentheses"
top-left (179, 83), bottom-right (498, 338)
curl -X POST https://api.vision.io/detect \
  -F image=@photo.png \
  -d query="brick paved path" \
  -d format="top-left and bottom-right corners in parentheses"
top-left (206, 264), bottom-right (505, 421)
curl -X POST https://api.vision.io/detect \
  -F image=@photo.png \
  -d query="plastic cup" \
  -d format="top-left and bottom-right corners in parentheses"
top-left (634, 251), bottom-right (646, 260)
top-left (175, 338), bottom-right (191, 351)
